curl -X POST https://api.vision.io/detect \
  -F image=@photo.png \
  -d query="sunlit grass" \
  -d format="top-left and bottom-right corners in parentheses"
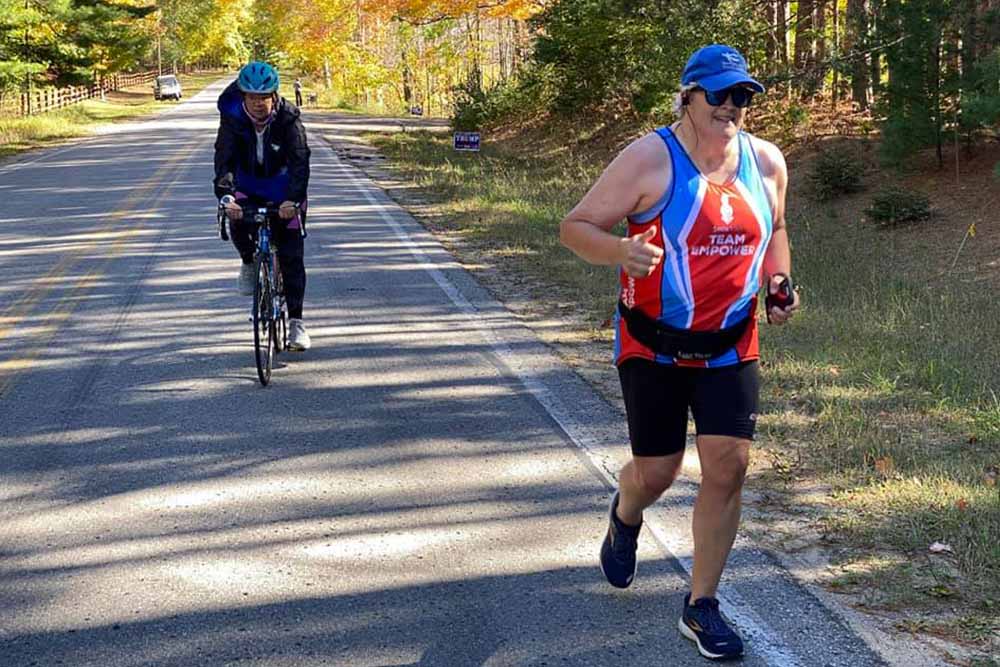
top-left (827, 475), bottom-right (1000, 579)
top-left (371, 131), bottom-right (616, 322)
top-left (0, 71), bottom-right (225, 158)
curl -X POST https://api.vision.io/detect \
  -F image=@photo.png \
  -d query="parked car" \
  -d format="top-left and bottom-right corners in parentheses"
top-left (153, 75), bottom-right (182, 101)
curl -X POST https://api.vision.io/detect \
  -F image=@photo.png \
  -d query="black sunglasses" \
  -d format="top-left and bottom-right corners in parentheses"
top-left (694, 86), bottom-right (756, 108)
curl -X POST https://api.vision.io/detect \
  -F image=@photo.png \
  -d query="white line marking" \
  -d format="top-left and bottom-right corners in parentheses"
top-left (323, 146), bottom-right (802, 667)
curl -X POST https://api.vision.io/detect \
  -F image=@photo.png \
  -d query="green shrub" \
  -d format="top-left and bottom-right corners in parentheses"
top-left (451, 78), bottom-right (490, 131)
top-left (451, 68), bottom-right (556, 131)
top-left (865, 186), bottom-right (931, 226)
top-left (808, 144), bottom-right (866, 200)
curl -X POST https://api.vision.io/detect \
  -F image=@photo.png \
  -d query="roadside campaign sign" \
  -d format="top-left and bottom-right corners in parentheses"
top-left (453, 132), bottom-right (481, 152)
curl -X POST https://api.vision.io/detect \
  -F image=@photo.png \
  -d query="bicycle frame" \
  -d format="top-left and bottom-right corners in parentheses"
top-left (219, 201), bottom-right (295, 385)
top-left (252, 209), bottom-right (286, 341)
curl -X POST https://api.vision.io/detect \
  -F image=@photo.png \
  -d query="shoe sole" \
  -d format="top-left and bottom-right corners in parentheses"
top-left (599, 492), bottom-right (636, 588)
top-left (677, 617), bottom-right (743, 661)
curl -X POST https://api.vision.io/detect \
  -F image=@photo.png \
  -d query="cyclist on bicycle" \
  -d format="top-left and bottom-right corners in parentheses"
top-left (214, 60), bottom-right (312, 351)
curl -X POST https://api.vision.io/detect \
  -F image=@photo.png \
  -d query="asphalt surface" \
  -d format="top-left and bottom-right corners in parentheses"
top-left (0, 82), bottom-right (892, 666)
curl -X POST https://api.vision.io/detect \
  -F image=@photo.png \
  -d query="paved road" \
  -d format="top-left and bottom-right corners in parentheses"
top-left (0, 83), bottom-right (892, 666)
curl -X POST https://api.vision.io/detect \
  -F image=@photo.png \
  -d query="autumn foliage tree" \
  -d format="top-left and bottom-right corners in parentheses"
top-left (3, 0), bottom-right (996, 169)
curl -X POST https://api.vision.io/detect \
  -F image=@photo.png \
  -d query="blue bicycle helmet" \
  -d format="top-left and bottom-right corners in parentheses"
top-left (237, 61), bottom-right (280, 94)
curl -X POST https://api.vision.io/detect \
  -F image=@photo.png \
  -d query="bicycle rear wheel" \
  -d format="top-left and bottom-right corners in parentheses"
top-left (252, 254), bottom-right (275, 386)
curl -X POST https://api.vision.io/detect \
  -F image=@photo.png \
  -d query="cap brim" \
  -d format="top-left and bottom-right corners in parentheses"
top-left (699, 72), bottom-right (765, 94)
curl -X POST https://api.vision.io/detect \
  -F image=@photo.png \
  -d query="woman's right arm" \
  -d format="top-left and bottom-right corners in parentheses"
top-left (558, 132), bottom-right (671, 278)
top-left (213, 119), bottom-right (239, 199)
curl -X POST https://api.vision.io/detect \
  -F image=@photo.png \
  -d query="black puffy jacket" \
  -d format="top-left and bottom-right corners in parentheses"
top-left (213, 80), bottom-right (310, 203)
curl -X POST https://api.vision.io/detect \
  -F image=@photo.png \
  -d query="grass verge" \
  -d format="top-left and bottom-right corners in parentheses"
top-left (0, 71), bottom-right (226, 159)
top-left (368, 128), bottom-right (999, 659)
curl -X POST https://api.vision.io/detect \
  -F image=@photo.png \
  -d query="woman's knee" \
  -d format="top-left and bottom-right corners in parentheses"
top-left (700, 440), bottom-right (750, 490)
top-left (633, 459), bottom-right (682, 496)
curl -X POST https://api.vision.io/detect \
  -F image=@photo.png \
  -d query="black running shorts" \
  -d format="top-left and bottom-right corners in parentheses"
top-left (617, 358), bottom-right (760, 457)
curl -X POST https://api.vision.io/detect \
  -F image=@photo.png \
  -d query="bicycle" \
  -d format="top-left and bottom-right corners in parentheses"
top-left (218, 200), bottom-right (294, 386)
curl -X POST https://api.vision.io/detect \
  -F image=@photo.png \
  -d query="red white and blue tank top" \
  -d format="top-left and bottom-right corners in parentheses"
top-left (614, 127), bottom-right (773, 368)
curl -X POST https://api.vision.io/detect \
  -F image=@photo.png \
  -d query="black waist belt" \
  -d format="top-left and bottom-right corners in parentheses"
top-left (618, 301), bottom-right (751, 361)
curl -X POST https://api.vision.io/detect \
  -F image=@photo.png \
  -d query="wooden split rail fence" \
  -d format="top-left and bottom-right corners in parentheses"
top-left (0, 71), bottom-right (160, 118)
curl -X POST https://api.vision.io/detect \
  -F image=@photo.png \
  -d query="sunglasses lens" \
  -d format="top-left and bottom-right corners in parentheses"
top-left (731, 88), bottom-right (754, 108)
top-left (703, 87), bottom-right (754, 107)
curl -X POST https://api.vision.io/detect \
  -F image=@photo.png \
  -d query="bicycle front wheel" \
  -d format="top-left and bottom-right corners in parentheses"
top-left (252, 255), bottom-right (275, 386)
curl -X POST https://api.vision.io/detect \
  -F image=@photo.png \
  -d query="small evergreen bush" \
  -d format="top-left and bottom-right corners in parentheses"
top-left (809, 144), bottom-right (866, 200)
top-left (865, 186), bottom-right (931, 226)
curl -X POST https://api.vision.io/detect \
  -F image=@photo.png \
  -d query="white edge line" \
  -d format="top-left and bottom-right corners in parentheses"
top-left (326, 147), bottom-right (803, 667)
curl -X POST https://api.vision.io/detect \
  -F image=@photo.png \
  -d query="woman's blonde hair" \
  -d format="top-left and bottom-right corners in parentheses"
top-left (672, 82), bottom-right (700, 117)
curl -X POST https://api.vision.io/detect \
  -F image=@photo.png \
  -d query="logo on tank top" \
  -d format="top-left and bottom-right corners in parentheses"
top-left (720, 194), bottom-right (735, 225)
top-left (623, 276), bottom-right (636, 308)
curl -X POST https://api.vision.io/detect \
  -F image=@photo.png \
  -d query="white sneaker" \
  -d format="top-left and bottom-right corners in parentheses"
top-left (287, 318), bottom-right (311, 351)
top-left (237, 263), bottom-right (255, 296)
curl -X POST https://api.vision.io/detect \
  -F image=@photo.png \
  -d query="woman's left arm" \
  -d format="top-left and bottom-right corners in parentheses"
top-left (754, 138), bottom-right (799, 324)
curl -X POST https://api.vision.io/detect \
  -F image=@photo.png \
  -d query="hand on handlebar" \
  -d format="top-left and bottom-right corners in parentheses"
top-left (278, 200), bottom-right (298, 220)
top-left (223, 200), bottom-right (243, 221)
top-left (221, 198), bottom-right (298, 222)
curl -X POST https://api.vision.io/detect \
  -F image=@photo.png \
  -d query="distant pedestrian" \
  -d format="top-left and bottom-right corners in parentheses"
top-left (559, 44), bottom-right (799, 661)
top-left (294, 78), bottom-right (303, 107)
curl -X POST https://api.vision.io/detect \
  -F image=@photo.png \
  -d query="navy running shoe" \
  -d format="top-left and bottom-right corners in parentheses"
top-left (678, 593), bottom-right (745, 661)
top-left (599, 491), bottom-right (641, 588)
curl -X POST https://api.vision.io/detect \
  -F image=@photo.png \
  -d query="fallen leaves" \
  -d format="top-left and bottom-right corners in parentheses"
top-left (926, 584), bottom-right (958, 599)
top-left (929, 542), bottom-right (954, 554)
top-left (874, 456), bottom-right (895, 476)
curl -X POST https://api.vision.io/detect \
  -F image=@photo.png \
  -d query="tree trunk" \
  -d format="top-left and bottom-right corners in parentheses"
top-left (765, 0), bottom-right (777, 66)
top-left (402, 53), bottom-right (412, 106)
top-left (794, 0), bottom-right (815, 72)
top-left (776, 0), bottom-right (790, 69)
top-left (815, 0), bottom-right (828, 65)
top-left (832, 0), bottom-right (840, 105)
top-left (847, 0), bottom-right (872, 110)
top-left (870, 0), bottom-right (882, 98)
top-left (933, 32), bottom-right (943, 167)
top-left (400, 25), bottom-right (413, 107)
top-left (959, 0), bottom-right (977, 89)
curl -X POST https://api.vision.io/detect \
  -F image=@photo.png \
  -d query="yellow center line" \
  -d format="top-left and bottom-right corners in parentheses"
top-left (0, 139), bottom-right (205, 345)
top-left (0, 271), bottom-right (96, 393)
top-left (0, 254), bottom-right (78, 335)
top-left (0, 137), bottom-right (208, 399)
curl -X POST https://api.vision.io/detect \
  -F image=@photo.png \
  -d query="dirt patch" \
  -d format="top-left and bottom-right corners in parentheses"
top-left (789, 136), bottom-right (1000, 287)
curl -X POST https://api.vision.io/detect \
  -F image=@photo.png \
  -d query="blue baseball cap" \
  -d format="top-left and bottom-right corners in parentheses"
top-left (681, 45), bottom-right (765, 93)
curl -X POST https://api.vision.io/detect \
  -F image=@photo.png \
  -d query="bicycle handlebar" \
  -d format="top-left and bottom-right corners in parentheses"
top-left (217, 200), bottom-right (301, 242)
